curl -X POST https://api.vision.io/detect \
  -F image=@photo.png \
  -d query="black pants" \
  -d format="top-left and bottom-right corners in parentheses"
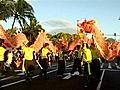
top-left (71, 58), bottom-right (82, 74)
top-left (90, 59), bottom-right (100, 78)
top-left (0, 61), bottom-right (4, 74)
top-left (83, 62), bottom-right (91, 86)
top-left (57, 60), bottom-right (65, 75)
top-left (39, 58), bottom-right (48, 78)
top-left (24, 60), bottom-right (35, 77)
top-left (116, 56), bottom-right (120, 66)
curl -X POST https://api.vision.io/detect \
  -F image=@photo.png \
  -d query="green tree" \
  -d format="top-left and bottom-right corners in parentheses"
top-left (7, 27), bottom-right (17, 35)
top-left (11, 0), bottom-right (35, 30)
top-left (23, 18), bottom-right (45, 43)
top-left (0, 0), bottom-right (15, 21)
top-left (106, 38), bottom-right (115, 42)
top-left (56, 32), bottom-right (66, 39)
top-left (48, 34), bottom-right (59, 45)
top-left (0, 0), bottom-right (35, 30)
top-left (47, 33), bottom-right (53, 39)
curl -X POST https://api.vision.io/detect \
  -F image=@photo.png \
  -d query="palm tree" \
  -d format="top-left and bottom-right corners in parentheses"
top-left (11, 0), bottom-right (35, 30)
top-left (0, 0), bottom-right (15, 21)
top-left (23, 18), bottom-right (45, 43)
top-left (7, 27), bottom-right (17, 35)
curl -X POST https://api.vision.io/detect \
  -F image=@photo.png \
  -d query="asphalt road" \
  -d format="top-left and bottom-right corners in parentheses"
top-left (0, 61), bottom-right (120, 90)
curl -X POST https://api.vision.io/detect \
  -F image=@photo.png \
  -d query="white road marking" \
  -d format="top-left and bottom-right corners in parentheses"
top-left (0, 76), bottom-right (15, 81)
top-left (0, 79), bottom-right (25, 88)
top-left (101, 68), bottom-right (120, 72)
top-left (14, 70), bottom-right (22, 72)
top-left (17, 73), bottom-right (25, 76)
top-left (115, 63), bottom-right (120, 69)
top-left (62, 71), bottom-right (79, 79)
top-left (96, 69), bottom-right (105, 90)
top-left (108, 63), bottom-right (112, 69)
top-left (63, 73), bottom-right (70, 75)
top-left (62, 73), bottom-right (71, 79)
top-left (100, 63), bottom-right (104, 68)
top-left (0, 63), bottom-right (73, 88)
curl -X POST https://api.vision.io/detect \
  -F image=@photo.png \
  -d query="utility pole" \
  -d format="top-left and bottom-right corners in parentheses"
top-left (114, 33), bottom-right (116, 41)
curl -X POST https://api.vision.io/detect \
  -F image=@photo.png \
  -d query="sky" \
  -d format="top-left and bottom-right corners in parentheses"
top-left (1, 0), bottom-right (120, 38)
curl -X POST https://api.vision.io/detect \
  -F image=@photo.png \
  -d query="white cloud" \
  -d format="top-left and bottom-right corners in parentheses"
top-left (41, 19), bottom-right (73, 28)
top-left (48, 27), bottom-right (77, 34)
top-left (40, 19), bottom-right (76, 34)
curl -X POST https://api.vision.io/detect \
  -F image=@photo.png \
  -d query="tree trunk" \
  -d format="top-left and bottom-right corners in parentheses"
top-left (11, 16), bottom-right (16, 30)
top-left (18, 19), bottom-right (23, 30)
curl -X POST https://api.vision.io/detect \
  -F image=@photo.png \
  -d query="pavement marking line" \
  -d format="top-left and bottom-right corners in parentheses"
top-left (17, 72), bottom-right (25, 76)
top-left (62, 71), bottom-right (80, 80)
top-left (62, 73), bottom-right (71, 79)
top-left (14, 70), bottom-right (22, 72)
top-left (0, 63), bottom-right (73, 88)
top-left (101, 68), bottom-right (120, 71)
top-left (63, 73), bottom-right (70, 75)
top-left (38, 63), bottom-right (73, 79)
top-left (0, 76), bottom-right (15, 81)
top-left (100, 63), bottom-right (104, 69)
top-left (96, 69), bottom-right (105, 90)
top-left (0, 69), bottom-right (58, 88)
top-left (108, 63), bottom-right (112, 69)
top-left (115, 63), bottom-right (120, 69)
top-left (61, 64), bottom-right (74, 79)
top-left (0, 79), bottom-right (25, 88)
top-left (51, 64), bottom-right (58, 67)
